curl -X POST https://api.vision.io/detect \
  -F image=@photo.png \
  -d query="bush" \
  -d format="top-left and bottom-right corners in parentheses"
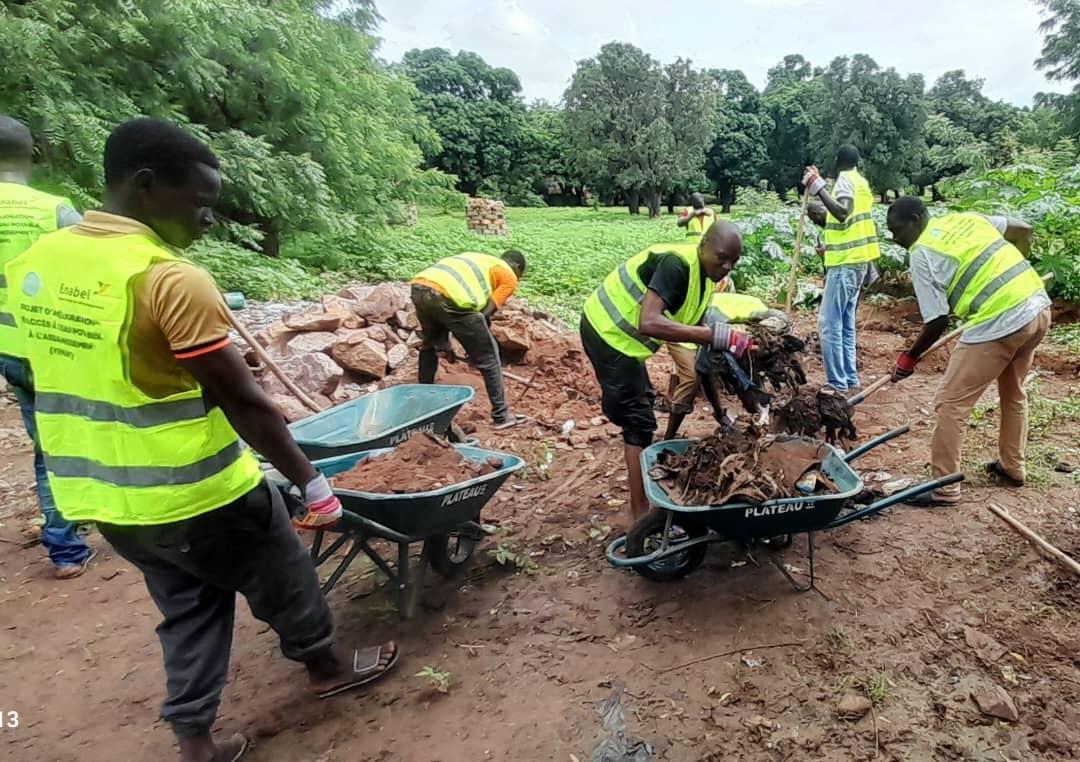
top-left (187, 239), bottom-right (327, 301)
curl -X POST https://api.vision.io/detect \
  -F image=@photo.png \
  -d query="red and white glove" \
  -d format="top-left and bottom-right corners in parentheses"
top-left (711, 324), bottom-right (753, 359)
top-left (293, 473), bottom-right (343, 529)
top-left (802, 167), bottom-right (826, 196)
top-left (892, 352), bottom-right (918, 383)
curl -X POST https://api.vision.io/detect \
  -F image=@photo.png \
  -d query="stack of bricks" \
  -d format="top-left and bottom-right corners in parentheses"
top-left (465, 197), bottom-right (507, 236)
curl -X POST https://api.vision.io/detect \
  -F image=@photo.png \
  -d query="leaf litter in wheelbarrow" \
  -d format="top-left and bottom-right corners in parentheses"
top-left (332, 433), bottom-right (503, 494)
top-left (650, 423), bottom-right (837, 506)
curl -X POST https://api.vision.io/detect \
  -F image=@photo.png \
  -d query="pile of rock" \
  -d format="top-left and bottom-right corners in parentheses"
top-left (239, 281), bottom-right (561, 422)
top-left (465, 197), bottom-right (507, 236)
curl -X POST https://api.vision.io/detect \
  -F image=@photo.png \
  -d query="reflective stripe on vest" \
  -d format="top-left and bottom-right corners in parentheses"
top-left (413, 252), bottom-right (503, 310)
top-left (583, 243), bottom-right (713, 359)
top-left (914, 213), bottom-right (1046, 328)
top-left (0, 183), bottom-right (67, 358)
top-left (685, 208), bottom-right (716, 238)
top-left (822, 170), bottom-right (880, 267)
top-left (6, 229), bottom-right (264, 525)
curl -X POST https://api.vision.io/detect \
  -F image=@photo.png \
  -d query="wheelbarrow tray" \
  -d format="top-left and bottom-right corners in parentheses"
top-left (287, 384), bottom-right (475, 460)
top-left (641, 438), bottom-right (863, 540)
top-left (273, 444), bottom-right (524, 539)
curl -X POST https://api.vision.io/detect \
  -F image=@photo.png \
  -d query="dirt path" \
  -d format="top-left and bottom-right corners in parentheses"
top-left (1, 301), bottom-right (1078, 761)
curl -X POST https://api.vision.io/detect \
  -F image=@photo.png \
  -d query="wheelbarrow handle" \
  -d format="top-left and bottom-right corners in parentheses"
top-left (825, 472), bottom-right (965, 529)
top-left (843, 425), bottom-right (910, 464)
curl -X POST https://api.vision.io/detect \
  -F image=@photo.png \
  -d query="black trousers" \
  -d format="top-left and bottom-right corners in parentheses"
top-left (580, 316), bottom-right (657, 448)
top-left (411, 284), bottom-right (509, 421)
top-left (98, 480), bottom-right (334, 740)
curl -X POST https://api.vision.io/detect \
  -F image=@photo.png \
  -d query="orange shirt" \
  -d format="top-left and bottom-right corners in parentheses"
top-left (413, 260), bottom-right (519, 309)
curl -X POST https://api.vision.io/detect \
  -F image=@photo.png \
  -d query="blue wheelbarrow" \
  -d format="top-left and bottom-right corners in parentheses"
top-left (605, 426), bottom-right (963, 590)
top-left (267, 444), bottom-right (523, 619)
top-left (287, 384), bottom-right (476, 460)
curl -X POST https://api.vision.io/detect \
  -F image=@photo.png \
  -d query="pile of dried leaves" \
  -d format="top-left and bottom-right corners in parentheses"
top-left (774, 386), bottom-right (857, 444)
top-left (649, 425), bottom-right (834, 506)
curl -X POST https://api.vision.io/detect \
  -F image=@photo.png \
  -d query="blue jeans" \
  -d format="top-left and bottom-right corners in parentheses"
top-left (0, 354), bottom-right (91, 566)
top-left (818, 265), bottom-right (866, 391)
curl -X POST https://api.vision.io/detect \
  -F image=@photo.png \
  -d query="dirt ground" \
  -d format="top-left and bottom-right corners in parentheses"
top-left (2, 298), bottom-right (1078, 762)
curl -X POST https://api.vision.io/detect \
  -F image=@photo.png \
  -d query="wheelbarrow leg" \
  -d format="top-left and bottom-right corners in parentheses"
top-left (320, 536), bottom-right (365, 596)
top-left (768, 532), bottom-right (817, 593)
top-left (310, 530), bottom-right (325, 562)
top-left (396, 541), bottom-right (430, 620)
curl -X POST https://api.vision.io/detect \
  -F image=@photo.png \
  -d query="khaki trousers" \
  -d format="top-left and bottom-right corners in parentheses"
top-left (668, 344), bottom-right (700, 413)
top-left (931, 309), bottom-right (1051, 495)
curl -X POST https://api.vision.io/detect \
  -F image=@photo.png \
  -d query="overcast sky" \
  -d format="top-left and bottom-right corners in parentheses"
top-left (375, 0), bottom-right (1070, 106)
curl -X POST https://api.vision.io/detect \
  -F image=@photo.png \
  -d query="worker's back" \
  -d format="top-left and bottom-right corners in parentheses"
top-left (822, 169), bottom-right (879, 268)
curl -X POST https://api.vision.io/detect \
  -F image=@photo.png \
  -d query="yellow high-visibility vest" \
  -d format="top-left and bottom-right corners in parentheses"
top-left (413, 252), bottom-right (506, 311)
top-left (0, 183), bottom-right (69, 358)
top-left (711, 292), bottom-right (768, 323)
top-left (583, 243), bottom-right (713, 359)
top-left (914, 213), bottom-right (1045, 328)
top-left (6, 229), bottom-right (264, 525)
top-left (822, 169), bottom-right (880, 267)
top-left (685, 208), bottom-right (717, 238)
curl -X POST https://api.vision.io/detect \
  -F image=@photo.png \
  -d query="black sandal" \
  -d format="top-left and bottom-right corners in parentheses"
top-left (315, 643), bottom-right (400, 698)
top-left (904, 492), bottom-right (961, 508)
top-left (985, 461), bottom-right (1024, 488)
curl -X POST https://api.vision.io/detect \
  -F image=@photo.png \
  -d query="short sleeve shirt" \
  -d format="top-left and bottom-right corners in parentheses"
top-left (70, 212), bottom-right (233, 397)
top-left (832, 173), bottom-right (856, 202)
top-left (909, 215), bottom-right (1051, 343)
top-left (635, 252), bottom-right (708, 316)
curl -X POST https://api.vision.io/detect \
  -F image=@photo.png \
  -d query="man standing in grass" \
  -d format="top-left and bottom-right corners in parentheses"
top-left (886, 197), bottom-right (1049, 507)
top-left (580, 223), bottom-right (751, 526)
top-left (803, 144), bottom-right (880, 393)
top-left (411, 250), bottom-right (527, 429)
top-left (0, 114), bottom-right (94, 579)
top-left (677, 192), bottom-right (716, 240)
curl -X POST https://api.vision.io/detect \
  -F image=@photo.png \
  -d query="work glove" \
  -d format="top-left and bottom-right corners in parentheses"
top-left (299, 473), bottom-right (343, 524)
top-left (892, 352), bottom-right (918, 383)
top-left (711, 323), bottom-right (753, 359)
top-left (802, 167), bottom-right (826, 196)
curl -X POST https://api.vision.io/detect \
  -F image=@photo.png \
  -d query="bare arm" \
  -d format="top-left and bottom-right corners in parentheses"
top-left (180, 347), bottom-right (317, 486)
top-left (1003, 218), bottom-right (1033, 255)
top-left (904, 315), bottom-right (949, 360)
top-left (638, 290), bottom-right (712, 345)
top-left (816, 190), bottom-right (852, 222)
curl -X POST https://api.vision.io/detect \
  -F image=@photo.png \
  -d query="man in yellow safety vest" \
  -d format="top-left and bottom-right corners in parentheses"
top-left (676, 192), bottom-right (717, 239)
top-left (581, 222), bottom-right (751, 524)
top-left (0, 114), bottom-right (93, 578)
top-left (802, 144), bottom-right (880, 393)
top-left (7, 118), bottom-right (399, 761)
top-left (886, 196), bottom-right (1050, 506)
top-left (411, 250), bottom-right (527, 429)
top-left (662, 280), bottom-right (779, 440)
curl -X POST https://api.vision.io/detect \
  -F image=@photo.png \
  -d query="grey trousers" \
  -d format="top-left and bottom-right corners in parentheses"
top-left (98, 480), bottom-right (334, 740)
top-left (411, 284), bottom-right (509, 421)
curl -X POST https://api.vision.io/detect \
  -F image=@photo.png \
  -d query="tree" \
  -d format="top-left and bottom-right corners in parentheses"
top-left (808, 55), bottom-right (927, 200)
top-left (1034, 0), bottom-right (1080, 137)
top-left (705, 70), bottom-right (772, 213)
top-left (564, 43), bottom-right (716, 217)
top-left (523, 102), bottom-right (583, 205)
top-left (761, 55), bottom-right (818, 199)
top-left (0, 0), bottom-right (446, 255)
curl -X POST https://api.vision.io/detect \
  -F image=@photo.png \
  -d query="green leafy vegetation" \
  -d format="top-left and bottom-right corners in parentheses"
top-left (414, 666), bottom-right (452, 693)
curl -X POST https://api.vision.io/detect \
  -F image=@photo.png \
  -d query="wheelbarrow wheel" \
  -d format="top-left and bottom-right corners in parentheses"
top-left (624, 510), bottom-right (707, 582)
top-left (426, 533), bottom-right (478, 578)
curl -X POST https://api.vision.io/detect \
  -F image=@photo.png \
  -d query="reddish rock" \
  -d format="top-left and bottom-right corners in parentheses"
top-left (338, 283), bottom-right (376, 302)
top-left (406, 332), bottom-right (423, 348)
top-left (342, 314), bottom-right (366, 330)
top-left (395, 328), bottom-right (411, 341)
top-left (364, 325), bottom-right (389, 343)
top-left (270, 394), bottom-right (311, 423)
top-left (284, 331), bottom-right (338, 356)
top-left (283, 308), bottom-right (344, 333)
top-left (491, 319), bottom-right (532, 353)
top-left (387, 344), bottom-right (409, 370)
top-left (255, 320), bottom-right (295, 349)
top-left (393, 310), bottom-right (418, 330)
top-left (332, 339), bottom-right (388, 380)
top-left (972, 684), bottom-right (1018, 722)
top-left (836, 693), bottom-right (872, 719)
top-left (354, 283), bottom-right (408, 324)
top-left (262, 353), bottom-right (343, 398)
top-left (331, 383), bottom-right (365, 405)
top-left (322, 295), bottom-right (359, 314)
top-left (334, 327), bottom-right (368, 345)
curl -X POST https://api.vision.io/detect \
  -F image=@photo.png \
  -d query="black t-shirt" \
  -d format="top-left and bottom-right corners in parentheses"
top-left (636, 251), bottom-right (708, 315)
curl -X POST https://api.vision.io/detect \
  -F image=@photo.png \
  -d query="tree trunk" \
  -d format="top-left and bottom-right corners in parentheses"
top-left (880, 191), bottom-right (889, 204)
top-left (931, 184), bottom-right (944, 203)
top-left (647, 190), bottom-right (662, 218)
top-left (627, 189), bottom-right (640, 215)
top-left (667, 195), bottom-right (675, 215)
top-left (720, 186), bottom-right (735, 214)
